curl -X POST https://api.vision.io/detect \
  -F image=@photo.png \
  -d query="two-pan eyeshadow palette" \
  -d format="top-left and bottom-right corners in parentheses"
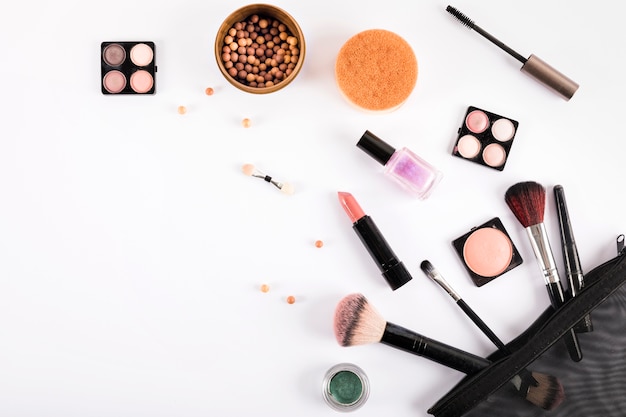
top-left (452, 106), bottom-right (519, 171)
top-left (101, 41), bottom-right (156, 95)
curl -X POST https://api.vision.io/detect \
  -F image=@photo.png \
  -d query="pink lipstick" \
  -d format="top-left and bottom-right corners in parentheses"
top-left (338, 191), bottom-right (413, 290)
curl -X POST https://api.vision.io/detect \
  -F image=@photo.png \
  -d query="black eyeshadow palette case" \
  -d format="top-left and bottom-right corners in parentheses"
top-left (452, 106), bottom-right (519, 171)
top-left (101, 41), bottom-right (156, 95)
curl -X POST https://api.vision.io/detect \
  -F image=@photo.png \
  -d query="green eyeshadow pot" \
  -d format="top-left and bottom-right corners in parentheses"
top-left (322, 363), bottom-right (370, 412)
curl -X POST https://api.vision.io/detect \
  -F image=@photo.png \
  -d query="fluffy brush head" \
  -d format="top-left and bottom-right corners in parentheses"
top-left (446, 5), bottom-right (476, 29)
top-left (333, 293), bottom-right (386, 347)
top-left (527, 372), bottom-right (566, 410)
top-left (504, 181), bottom-right (546, 228)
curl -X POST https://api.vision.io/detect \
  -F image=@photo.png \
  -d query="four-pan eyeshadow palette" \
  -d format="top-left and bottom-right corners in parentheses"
top-left (452, 106), bottom-right (519, 171)
top-left (101, 41), bottom-right (156, 95)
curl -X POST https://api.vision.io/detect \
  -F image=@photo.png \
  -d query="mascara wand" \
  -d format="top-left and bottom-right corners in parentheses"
top-left (446, 5), bottom-right (579, 100)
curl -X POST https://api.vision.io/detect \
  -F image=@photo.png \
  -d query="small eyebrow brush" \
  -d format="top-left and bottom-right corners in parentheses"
top-left (445, 5), bottom-right (579, 100)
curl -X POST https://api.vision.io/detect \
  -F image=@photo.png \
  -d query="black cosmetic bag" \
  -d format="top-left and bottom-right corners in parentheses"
top-left (428, 235), bottom-right (626, 417)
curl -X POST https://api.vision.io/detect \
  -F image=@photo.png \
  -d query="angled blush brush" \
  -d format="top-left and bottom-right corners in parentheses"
top-left (334, 293), bottom-right (564, 411)
top-left (445, 5), bottom-right (579, 100)
top-left (505, 181), bottom-right (583, 362)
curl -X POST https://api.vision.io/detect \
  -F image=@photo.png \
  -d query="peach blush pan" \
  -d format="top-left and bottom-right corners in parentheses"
top-left (452, 217), bottom-right (523, 287)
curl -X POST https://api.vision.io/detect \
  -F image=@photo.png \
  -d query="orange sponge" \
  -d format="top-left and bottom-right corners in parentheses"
top-left (335, 29), bottom-right (418, 112)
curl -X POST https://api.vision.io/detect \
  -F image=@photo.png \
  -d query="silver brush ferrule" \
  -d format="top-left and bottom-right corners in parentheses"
top-left (526, 223), bottom-right (561, 285)
top-left (430, 270), bottom-right (461, 302)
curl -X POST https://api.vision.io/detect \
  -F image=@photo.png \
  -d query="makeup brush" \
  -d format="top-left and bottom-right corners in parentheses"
top-left (420, 260), bottom-right (539, 389)
top-left (241, 163), bottom-right (294, 195)
top-left (504, 181), bottom-right (582, 362)
top-left (420, 260), bottom-right (508, 351)
top-left (554, 185), bottom-right (593, 333)
top-left (445, 5), bottom-right (579, 100)
top-left (334, 293), bottom-right (565, 411)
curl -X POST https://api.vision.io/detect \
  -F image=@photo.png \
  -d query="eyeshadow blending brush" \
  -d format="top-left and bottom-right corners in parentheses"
top-left (505, 181), bottom-right (583, 362)
top-left (420, 260), bottom-right (541, 392)
top-left (445, 5), bottom-right (579, 100)
top-left (241, 163), bottom-right (294, 195)
top-left (334, 293), bottom-right (565, 411)
top-left (420, 260), bottom-right (508, 351)
top-left (554, 185), bottom-right (593, 332)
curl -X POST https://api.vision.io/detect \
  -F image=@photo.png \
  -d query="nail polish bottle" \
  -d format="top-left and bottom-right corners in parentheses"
top-left (356, 130), bottom-right (442, 199)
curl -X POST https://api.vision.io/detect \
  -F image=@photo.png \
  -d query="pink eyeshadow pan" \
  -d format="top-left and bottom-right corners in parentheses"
top-left (456, 135), bottom-right (481, 158)
top-left (482, 143), bottom-right (506, 167)
top-left (103, 70), bottom-right (127, 93)
top-left (130, 70), bottom-right (154, 93)
top-left (465, 109), bottom-right (489, 133)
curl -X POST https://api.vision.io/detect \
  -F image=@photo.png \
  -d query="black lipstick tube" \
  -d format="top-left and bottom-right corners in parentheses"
top-left (353, 215), bottom-right (413, 290)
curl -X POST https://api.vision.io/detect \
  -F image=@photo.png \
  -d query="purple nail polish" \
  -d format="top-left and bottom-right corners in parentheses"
top-left (356, 130), bottom-right (442, 199)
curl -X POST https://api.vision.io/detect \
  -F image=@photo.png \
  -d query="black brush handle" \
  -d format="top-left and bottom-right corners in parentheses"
top-left (547, 282), bottom-right (583, 362)
top-left (554, 185), bottom-right (593, 333)
top-left (456, 300), bottom-right (507, 351)
top-left (381, 322), bottom-right (489, 375)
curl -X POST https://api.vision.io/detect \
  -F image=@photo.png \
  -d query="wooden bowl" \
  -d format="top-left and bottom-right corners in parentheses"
top-left (214, 4), bottom-right (305, 94)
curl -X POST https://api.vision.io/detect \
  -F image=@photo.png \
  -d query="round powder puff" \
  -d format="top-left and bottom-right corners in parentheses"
top-left (335, 29), bottom-right (418, 112)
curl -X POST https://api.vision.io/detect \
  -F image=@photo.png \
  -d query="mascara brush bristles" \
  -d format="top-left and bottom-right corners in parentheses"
top-left (446, 5), bottom-right (475, 29)
top-left (241, 163), bottom-right (294, 195)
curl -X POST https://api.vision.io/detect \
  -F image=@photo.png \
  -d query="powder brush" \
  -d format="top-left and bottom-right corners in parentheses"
top-left (334, 293), bottom-right (565, 411)
top-left (504, 181), bottom-right (583, 361)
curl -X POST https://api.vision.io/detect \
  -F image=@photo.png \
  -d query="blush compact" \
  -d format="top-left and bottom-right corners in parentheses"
top-left (101, 41), bottom-right (156, 95)
top-left (452, 106), bottom-right (519, 171)
top-left (452, 217), bottom-right (523, 287)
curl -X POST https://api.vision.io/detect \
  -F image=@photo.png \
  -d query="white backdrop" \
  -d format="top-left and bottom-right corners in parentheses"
top-left (1, 1), bottom-right (624, 416)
